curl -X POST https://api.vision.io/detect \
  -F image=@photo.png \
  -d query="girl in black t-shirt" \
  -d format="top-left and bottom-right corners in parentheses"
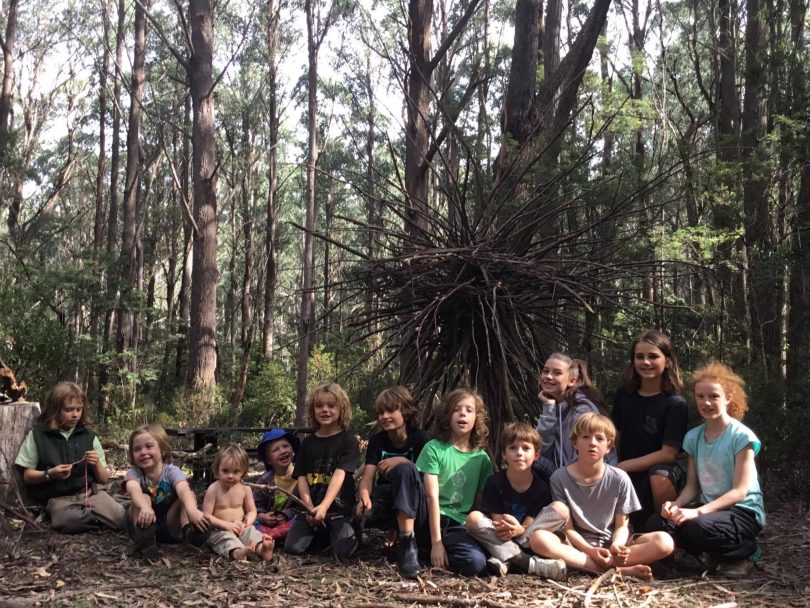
top-left (611, 330), bottom-right (688, 531)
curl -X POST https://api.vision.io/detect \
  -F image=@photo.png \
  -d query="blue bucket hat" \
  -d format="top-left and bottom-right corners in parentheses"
top-left (257, 428), bottom-right (300, 470)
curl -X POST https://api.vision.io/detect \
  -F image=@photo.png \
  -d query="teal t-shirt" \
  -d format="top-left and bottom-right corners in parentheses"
top-left (415, 439), bottom-right (493, 524)
top-left (683, 419), bottom-right (765, 527)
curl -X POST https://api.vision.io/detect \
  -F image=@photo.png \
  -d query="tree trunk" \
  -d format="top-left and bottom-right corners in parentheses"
top-left (0, 402), bottom-right (39, 505)
top-left (176, 93), bottom-right (193, 382)
top-left (99, 0), bottom-right (126, 418)
top-left (117, 0), bottom-right (148, 369)
top-left (1, 0), bottom-right (18, 229)
top-left (295, 0), bottom-right (321, 426)
top-left (787, 0), bottom-right (810, 386)
top-left (185, 0), bottom-right (219, 393)
top-left (0, 0), bottom-right (18, 164)
top-left (262, 0), bottom-right (280, 359)
top-left (741, 0), bottom-right (779, 374)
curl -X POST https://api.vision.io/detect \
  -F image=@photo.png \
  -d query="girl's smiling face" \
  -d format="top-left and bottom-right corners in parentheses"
top-left (539, 357), bottom-right (576, 400)
top-left (694, 380), bottom-right (731, 423)
top-left (450, 396), bottom-right (477, 438)
top-left (633, 342), bottom-right (668, 383)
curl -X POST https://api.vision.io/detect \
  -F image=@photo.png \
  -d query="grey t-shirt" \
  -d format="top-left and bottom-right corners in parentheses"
top-left (550, 464), bottom-right (641, 547)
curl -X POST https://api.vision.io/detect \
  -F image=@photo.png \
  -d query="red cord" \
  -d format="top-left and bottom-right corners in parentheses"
top-left (67, 456), bottom-right (92, 508)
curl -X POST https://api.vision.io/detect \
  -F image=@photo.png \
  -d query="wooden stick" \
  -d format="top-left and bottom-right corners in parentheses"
top-left (584, 567), bottom-right (615, 608)
top-left (243, 481), bottom-right (315, 515)
top-left (393, 594), bottom-right (522, 608)
top-left (0, 497), bottom-right (43, 529)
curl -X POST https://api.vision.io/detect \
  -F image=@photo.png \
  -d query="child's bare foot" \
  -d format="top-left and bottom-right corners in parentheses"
top-left (384, 529), bottom-right (397, 549)
top-left (257, 535), bottom-right (275, 561)
top-left (231, 545), bottom-right (254, 561)
top-left (617, 564), bottom-right (653, 580)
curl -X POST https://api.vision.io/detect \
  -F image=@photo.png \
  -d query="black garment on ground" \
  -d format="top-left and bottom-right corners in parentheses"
top-left (479, 470), bottom-right (552, 522)
top-left (292, 430), bottom-right (359, 516)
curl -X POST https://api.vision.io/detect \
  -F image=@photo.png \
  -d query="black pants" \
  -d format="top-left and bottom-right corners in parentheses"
top-left (647, 506), bottom-right (761, 563)
top-left (366, 461), bottom-right (429, 536)
top-left (285, 512), bottom-right (358, 559)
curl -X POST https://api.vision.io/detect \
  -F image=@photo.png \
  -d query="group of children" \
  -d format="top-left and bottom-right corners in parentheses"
top-left (14, 329), bottom-right (765, 581)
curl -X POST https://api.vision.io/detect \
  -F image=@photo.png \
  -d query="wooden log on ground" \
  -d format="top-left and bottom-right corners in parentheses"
top-left (0, 402), bottom-right (40, 506)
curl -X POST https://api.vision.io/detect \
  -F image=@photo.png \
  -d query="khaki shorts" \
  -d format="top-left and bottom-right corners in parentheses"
top-left (207, 525), bottom-right (264, 558)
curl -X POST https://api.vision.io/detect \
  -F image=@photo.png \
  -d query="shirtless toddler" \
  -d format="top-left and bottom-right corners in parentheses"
top-left (203, 445), bottom-right (275, 561)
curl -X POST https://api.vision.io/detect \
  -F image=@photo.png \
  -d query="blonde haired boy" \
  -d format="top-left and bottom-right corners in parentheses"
top-left (530, 413), bottom-right (674, 579)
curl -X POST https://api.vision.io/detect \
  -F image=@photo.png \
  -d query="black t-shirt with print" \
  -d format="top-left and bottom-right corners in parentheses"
top-left (293, 430), bottom-right (359, 515)
top-left (364, 428), bottom-right (430, 486)
top-left (611, 387), bottom-right (688, 464)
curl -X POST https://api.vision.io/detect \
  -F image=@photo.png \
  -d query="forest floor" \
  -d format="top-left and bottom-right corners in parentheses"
top-left (1, 446), bottom-right (808, 608)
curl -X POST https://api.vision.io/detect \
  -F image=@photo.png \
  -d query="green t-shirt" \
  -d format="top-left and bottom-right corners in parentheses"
top-left (416, 439), bottom-right (493, 524)
top-left (14, 429), bottom-right (107, 469)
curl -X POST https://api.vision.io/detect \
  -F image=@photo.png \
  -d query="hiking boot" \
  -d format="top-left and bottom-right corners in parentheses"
top-left (715, 558), bottom-right (754, 579)
top-left (396, 533), bottom-right (421, 579)
top-left (527, 556), bottom-right (566, 581)
top-left (126, 515), bottom-right (158, 559)
top-left (182, 523), bottom-right (208, 548)
top-left (486, 556), bottom-right (509, 577)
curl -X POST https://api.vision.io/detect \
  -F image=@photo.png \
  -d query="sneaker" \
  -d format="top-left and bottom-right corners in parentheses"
top-left (715, 558), bottom-right (754, 579)
top-left (486, 556), bottom-right (509, 577)
top-left (527, 556), bottom-right (566, 581)
top-left (396, 533), bottom-right (421, 579)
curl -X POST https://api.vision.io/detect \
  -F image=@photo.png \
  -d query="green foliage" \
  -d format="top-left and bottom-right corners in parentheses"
top-left (240, 359), bottom-right (297, 427)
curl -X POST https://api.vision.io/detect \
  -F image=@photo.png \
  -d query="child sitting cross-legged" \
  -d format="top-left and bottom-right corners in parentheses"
top-left (253, 428), bottom-right (301, 541)
top-left (530, 413), bottom-right (674, 579)
top-left (466, 422), bottom-right (568, 580)
top-left (203, 444), bottom-right (275, 561)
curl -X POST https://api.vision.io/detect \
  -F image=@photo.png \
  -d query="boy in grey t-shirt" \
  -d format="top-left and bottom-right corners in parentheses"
top-left (528, 413), bottom-right (674, 579)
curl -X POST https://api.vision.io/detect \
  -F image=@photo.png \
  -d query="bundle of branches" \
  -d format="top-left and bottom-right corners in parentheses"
top-left (321, 139), bottom-right (684, 448)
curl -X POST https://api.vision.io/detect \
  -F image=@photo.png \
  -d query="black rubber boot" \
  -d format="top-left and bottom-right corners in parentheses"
top-left (396, 532), bottom-right (421, 579)
top-left (126, 514), bottom-right (158, 559)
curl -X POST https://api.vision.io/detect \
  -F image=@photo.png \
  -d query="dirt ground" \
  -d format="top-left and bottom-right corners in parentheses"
top-left (0, 495), bottom-right (807, 608)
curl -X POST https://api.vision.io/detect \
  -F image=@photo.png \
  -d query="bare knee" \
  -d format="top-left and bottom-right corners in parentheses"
top-left (529, 529), bottom-right (558, 554)
top-left (650, 475), bottom-right (676, 504)
top-left (466, 510), bottom-right (485, 528)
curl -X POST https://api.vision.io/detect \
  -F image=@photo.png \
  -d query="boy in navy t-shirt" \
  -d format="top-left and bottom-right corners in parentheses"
top-left (466, 423), bottom-right (567, 579)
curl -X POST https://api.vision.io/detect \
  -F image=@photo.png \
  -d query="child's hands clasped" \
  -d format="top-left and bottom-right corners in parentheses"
top-left (662, 501), bottom-right (699, 526)
top-left (609, 542), bottom-right (631, 567)
top-left (588, 546), bottom-right (613, 568)
top-left (493, 515), bottom-right (524, 541)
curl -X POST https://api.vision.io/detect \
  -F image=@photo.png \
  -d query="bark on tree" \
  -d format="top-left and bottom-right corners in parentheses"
top-left (741, 0), bottom-right (780, 374)
top-left (117, 0), bottom-right (148, 368)
top-left (185, 0), bottom-right (219, 393)
top-left (787, 0), bottom-right (810, 385)
top-left (262, 0), bottom-right (281, 359)
top-left (295, 0), bottom-right (322, 426)
top-left (0, 0), bottom-right (18, 168)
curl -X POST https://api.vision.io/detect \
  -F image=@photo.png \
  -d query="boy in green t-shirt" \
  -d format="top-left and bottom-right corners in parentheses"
top-left (415, 389), bottom-right (493, 577)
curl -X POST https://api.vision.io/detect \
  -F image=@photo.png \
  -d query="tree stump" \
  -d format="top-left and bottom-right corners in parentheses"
top-left (0, 402), bottom-right (40, 505)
